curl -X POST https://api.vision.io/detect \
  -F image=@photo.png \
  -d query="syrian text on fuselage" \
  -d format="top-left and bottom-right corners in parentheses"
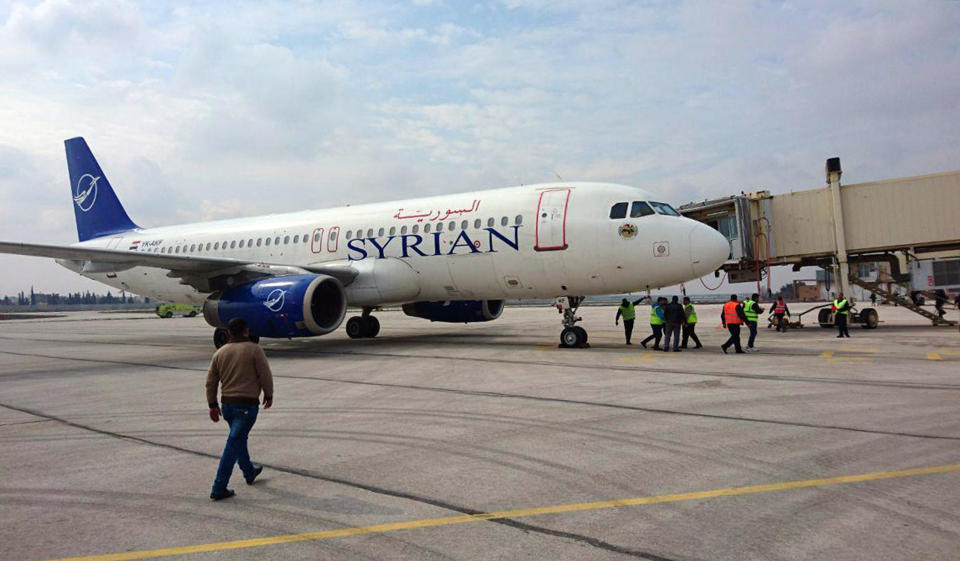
top-left (347, 226), bottom-right (521, 261)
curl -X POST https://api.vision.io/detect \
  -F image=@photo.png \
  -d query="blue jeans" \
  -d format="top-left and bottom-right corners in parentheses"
top-left (747, 321), bottom-right (758, 348)
top-left (663, 323), bottom-right (681, 350)
top-left (212, 403), bottom-right (259, 493)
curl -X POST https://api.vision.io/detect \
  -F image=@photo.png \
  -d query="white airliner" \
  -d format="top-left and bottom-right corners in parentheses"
top-left (0, 137), bottom-right (729, 348)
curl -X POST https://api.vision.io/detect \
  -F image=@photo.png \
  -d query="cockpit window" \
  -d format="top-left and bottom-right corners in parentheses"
top-left (609, 202), bottom-right (628, 219)
top-left (630, 201), bottom-right (655, 218)
top-left (649, 201), bottom-right (681, 216)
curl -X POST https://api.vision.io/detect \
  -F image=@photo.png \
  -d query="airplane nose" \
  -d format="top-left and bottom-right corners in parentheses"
top-left (689, 222), bottom-right (730, 277)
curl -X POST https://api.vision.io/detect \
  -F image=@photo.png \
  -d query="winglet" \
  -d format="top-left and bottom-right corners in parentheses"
top-left (65, 137), bottom-right (140, 241)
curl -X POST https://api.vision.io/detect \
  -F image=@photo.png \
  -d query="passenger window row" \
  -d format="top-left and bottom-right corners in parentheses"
top-left (137, 214), bottom-right (526, 255)
top-left (609, 201), bottom-right (680, 219)
top-left (344, 215), bottom-right (524, 240)
top-left (147, 232), bottom-right (313, 255)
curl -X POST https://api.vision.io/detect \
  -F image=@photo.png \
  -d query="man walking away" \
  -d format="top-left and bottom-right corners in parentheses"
top-left (681, 296), bottom-right (703, 349)
top-left (832, 292), bottom-right (851, 338)
top-left (772, 296), bottom-right (791, 332)
top-left (742, 293), bottom-right (763, 351)
top-left (206, 318), bottom-right (274, 501)
top-left (662, 295), bottom-right (686, 352)
top-left (615, 296), bottom-right (647, 345)
top-left (640, 297), bottom-right (667, 350)
top-left (721, 294), bottom-right (747, 354)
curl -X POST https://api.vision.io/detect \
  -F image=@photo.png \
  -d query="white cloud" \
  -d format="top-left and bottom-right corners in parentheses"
top-left (0, 0), bottom-right (958, 295)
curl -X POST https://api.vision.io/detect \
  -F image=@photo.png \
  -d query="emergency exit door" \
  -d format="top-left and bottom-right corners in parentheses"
top-left (535, 188), bottom-right (570, 251)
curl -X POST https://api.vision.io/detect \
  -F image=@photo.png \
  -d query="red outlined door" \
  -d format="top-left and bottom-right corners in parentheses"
top-left (534, 188), bottom-right (570, 251)
top-left (311, 228), bottom-right (325, 254)
top-left (327, 226), bottom-right (340, 253)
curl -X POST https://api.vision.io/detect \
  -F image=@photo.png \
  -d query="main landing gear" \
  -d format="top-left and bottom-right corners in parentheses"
top-left (555, 296), bottom-right (589, 348)
top-left (346, 307), bottom-right (380, 339)
top-left (213, 328), bottom-right (259, 349)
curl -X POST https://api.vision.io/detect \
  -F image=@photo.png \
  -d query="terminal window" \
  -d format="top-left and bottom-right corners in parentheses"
top-left (933, 260), bottom-right (960, 287)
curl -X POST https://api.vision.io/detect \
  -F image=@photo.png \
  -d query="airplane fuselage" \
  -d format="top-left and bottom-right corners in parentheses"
top-left (60, 182), bottom-right (728, 306)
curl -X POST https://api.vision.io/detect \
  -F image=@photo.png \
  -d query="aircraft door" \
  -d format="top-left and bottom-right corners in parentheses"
top-left (327, 227), bottom-right (340, 253)
top-left (535, 188), bottom-right (570, 251)
top-left (311, 228), bottom-right (325, 254)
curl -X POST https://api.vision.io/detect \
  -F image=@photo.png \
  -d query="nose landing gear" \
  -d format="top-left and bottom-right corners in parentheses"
top-left (556, 296), bottom-right (589, 348)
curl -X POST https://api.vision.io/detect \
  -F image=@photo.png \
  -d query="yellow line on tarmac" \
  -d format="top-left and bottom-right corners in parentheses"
top-left (819, 351), bottom-right (835, 358)
top-left (43, 462), bottom-right (960, 561)
top-left (927, 353), bottom-right (942, 361)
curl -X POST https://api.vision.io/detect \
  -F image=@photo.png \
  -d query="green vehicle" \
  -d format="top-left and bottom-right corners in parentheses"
top-left (155, 303), bottom-right (201, 318)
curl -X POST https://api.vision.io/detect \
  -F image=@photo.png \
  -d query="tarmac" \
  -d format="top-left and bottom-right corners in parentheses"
top-left (1, 303), bottom-right (959, 561)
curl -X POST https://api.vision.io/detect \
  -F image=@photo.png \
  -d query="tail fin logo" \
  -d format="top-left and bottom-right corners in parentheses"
top-left (264, 289), bottom-right (286, 312)
top-left (73, 174), bottom-right (100, 212)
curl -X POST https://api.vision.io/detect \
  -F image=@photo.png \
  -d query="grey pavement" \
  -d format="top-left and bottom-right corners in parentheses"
top-left (1, 304), bottom-right (959, 561)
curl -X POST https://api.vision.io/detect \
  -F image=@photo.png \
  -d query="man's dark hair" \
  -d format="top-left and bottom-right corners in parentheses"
top-left (683, 296), bottom-right (690, 303)
top-left (751, 293), bottom-right (759, 299)
top-left (671, 295), bottom-right (679, 303)
top-left (622, 298), bottom-right (629, 306)
top-left (730, 294), bottom-right (738, 301)
top-left (227, 318), bottom-right (248, 340)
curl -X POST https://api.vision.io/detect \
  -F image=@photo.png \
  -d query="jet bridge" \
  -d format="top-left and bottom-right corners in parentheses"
top-left (679, 159), bottom-right (960, 327)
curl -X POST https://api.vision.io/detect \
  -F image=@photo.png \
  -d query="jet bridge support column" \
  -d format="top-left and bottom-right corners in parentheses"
top-left (826, 157), bottom-right (850, 297)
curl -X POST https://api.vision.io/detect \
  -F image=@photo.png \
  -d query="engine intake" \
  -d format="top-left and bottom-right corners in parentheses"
top-left (204, 274), bottom-right (346, 339)
top-left (402, 300), bottom-right (504, 323)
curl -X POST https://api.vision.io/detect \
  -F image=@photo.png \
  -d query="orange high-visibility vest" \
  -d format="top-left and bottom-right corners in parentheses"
top-left (723, 301), bottom-right (743, 324)
top-left (774, 302), bottom-right (787, 314)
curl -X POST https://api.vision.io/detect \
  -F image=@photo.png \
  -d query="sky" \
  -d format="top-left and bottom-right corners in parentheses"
top-left (0, 0), bottom-right (958, 296)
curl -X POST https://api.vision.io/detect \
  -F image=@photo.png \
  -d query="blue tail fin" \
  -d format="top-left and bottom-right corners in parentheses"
top-left (65, 137), bottom-right (140, 241)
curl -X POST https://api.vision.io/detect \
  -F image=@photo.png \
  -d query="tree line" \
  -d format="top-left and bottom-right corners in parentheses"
top-left (2, 287), bottom-right (149, 306)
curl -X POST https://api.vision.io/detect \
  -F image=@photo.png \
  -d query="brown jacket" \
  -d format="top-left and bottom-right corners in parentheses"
top-left (206, 340), bottom-right (274, 407)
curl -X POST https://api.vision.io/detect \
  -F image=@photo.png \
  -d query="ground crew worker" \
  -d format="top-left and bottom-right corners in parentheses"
top-left (721, 294), bottom-right (747, 354)
top-left (743, 293), bottom-right (763, 351)
top-left (206, 318), bottom-right (274, 501)
top-left (680, 296), bottom-right (702, 349)
top-left (615, 296), bottom-right (647, 345)
top-left (935, 289), bottom-right (947, 319)
top-left (832, 292), bottom-right (851, 338)
top-left (772, 296), bottom-right (791, 332)
top-left (640, 297), bottom-right (667, 350)
top-left (662, 295), bottom-right (686, 352)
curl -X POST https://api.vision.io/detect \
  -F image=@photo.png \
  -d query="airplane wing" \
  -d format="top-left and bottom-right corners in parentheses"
top-left (0, 241), bottom-right (358, 291)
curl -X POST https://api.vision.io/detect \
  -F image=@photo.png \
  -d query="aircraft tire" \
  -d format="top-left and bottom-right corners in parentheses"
top-left (573, 326), bottom-right (588, 344)
top-left (363, 316), bottom-right (381, 338)
top-left (213, 328), bottom-right (230, 349)
top-left (817, 309), bottom-right (833, 328)
top-left (346, 316), bottom-right (365, 339)
top-left (560, 327), bottom-right (584, 348)
top-left (163, 312), bottom-right (173, 319)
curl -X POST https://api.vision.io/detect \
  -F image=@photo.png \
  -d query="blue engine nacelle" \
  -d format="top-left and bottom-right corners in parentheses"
top-left (401, 300), bottom-right (505, 323)
top-left (203, 274), bottom-right (346, 339)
